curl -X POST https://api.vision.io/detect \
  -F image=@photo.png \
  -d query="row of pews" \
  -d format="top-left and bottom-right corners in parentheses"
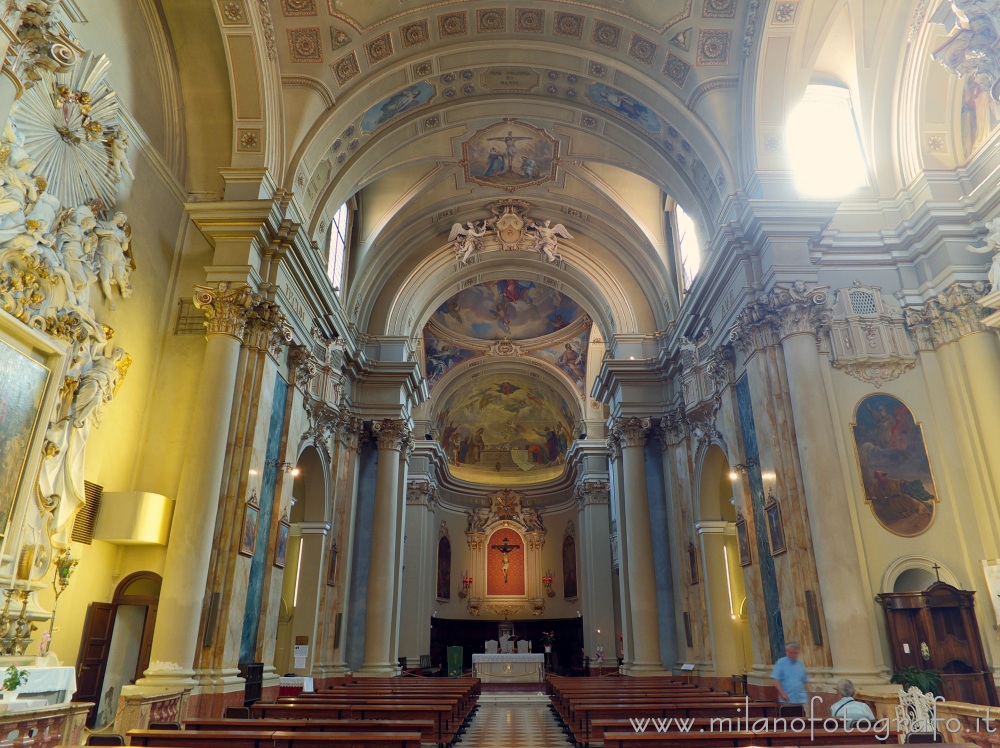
top-left (547, 675), bottom-right (893, 748)
top-left (127, 677), bottom-right (481, 748)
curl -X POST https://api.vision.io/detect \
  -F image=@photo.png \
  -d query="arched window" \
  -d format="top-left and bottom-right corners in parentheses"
top-left (673, 202), bottom-right (702, 292)
top-left (327, 202), bottom-right (349, 294)
top-left (786, 84), bottom-right (868, 197)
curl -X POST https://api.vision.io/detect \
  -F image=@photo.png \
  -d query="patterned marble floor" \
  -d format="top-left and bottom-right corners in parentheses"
top-left (456, 693), bottom-right (572, 747)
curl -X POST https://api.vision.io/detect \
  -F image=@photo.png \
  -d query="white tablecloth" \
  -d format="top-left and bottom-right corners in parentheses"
top-left (0, 698), bottom-right (49, 711)
top-left (471, 654), bottom-right (544, 683)
top-left (278, 676), bottom-right (314, 692)
top-left (19, 667), bottom-right (75, 704)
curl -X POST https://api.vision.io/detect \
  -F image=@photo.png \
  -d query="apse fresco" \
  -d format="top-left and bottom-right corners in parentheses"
top-left (436, 372), bottom-right (577, 485)
top-left (961, 77), bottom-right (1000, 157)
top-left (853, 394), bottom-right (937, 537)
top-left (429, 280), bottom-right (584, 340)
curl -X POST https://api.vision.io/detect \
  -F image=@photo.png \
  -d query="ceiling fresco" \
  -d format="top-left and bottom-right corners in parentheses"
top-left (422, 279), bottom-right (592, 394)
top-left (429, 279), bottom-right (583, 340)
top-left (435, 372), bottom-right (578, 486)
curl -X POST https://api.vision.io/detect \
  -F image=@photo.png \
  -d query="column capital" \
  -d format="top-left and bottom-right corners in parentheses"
top-left (337, 412), bottom-right (365, 451)
top-left (244, 298), bottom-right (291, 358)
top-left (299, 521), bottom-right (331, 536)
top-left (406, 479), bottom-right (437, 507)
top-left (657, 409), bottom-right (689, 450)
top-left (694, 520), bottom-right (730, 535)
top-left (610, 416), bottom-right (651, 449)
top-left (372, 418), bottom-right (411, 452)
top-left (193, 282), bottom-right (257, 340)
top-left (575, 479), bottom-right (610, 508)
top-left (605, 433), bottom-right (622, 461)
top-left (903, 282), bottom-right (991, 351)
top-left (730, 282), bottom-right (831, 355)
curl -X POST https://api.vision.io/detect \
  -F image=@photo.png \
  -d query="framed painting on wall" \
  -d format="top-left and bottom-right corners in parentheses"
top-left (764, 492), bottom-right (786, 556)
top-left (274, 519), bottom-right (290, 568)
top-left (239, 504), bottom-right (259, 557)
top-left (735, 513), bottom-right (752, 567)
top-left (0, 313), bottom-right (66, 547)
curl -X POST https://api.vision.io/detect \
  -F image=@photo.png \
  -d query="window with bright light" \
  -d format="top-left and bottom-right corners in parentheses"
top-left (786, 84), bottom-right (868, 197)
top-left (327, 202), bottom-right (349, 294)
top-left (675, 204), bottom-right (702, 292)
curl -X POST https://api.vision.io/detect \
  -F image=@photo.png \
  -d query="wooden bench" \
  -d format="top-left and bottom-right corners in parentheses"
top-left (250, 703), bottom-right (457, 746)
top-left (128, 729), bottom-right (421, 748)
top-left (183, 718), bottom-right (437, 744)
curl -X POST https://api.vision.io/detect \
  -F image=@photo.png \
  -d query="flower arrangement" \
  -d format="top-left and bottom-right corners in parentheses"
top-left (595, 644), bottom-right (605, 663)
top-left (540, 631), bottom-right (556, 646)
top-left (3, 665), bottom-right (28, 693)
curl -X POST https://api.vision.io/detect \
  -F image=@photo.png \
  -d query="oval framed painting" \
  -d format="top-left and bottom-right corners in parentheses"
top-left (851, 393), bottom-right (937, 537)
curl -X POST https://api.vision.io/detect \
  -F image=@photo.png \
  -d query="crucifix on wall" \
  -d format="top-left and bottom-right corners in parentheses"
top-left (490, 536), bottom-right (521, 583)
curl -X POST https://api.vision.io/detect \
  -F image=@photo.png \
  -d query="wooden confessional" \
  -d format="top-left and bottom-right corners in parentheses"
top-left (877, 582), bottom-right (998, 706)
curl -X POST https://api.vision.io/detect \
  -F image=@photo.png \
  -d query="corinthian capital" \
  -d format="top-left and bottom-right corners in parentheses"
top-left (729, 282), bottom-right (831, 354)
top-left (337, 413), bottom-right (365, 451)
top-left (574, 479), bottom-right (610, 508)
top-left (193, 282), bottom-right (257, 340)
top-left (903, 282), bottom-right (990, 351)
top-left (657, 409), bottom-right (689, 450)
top-left (245, 299), bottom-right (291, 357)
top-left (372, 418), bottom-right (411, 452)
top-left (610, 416), bottom-right (651, 448)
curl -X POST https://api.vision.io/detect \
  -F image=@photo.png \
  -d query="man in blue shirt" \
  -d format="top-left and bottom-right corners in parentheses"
top-left (771, 641), bottom-right (808, 704)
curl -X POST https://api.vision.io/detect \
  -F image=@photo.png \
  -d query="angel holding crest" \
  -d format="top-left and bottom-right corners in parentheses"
top-left (449, 220), bottom-right (490, 264)
top-left (967, 217), bottom-right (1000, 293)
top-left (527, 218), bottom-right (572, 263)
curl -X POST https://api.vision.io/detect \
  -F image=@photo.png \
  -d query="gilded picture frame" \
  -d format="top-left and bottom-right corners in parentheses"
top-left (239, 504), bottom-right (259, 557)
top-left (0, 312), bottom-right (67, 548)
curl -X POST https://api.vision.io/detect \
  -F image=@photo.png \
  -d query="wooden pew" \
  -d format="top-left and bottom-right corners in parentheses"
top-left (250, 703), bottom-right (456, 746)
top-left (128, 729), bottom-right (421, 748)
top-left (183, 718), bottom-right (437, 744)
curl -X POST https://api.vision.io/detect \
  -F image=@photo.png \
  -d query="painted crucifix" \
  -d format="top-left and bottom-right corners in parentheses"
top-left (490, 535), bottom-right (521, 584)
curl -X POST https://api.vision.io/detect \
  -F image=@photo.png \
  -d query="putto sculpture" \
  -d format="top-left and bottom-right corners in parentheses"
top-left (446, 200), bottom-right (572, 265)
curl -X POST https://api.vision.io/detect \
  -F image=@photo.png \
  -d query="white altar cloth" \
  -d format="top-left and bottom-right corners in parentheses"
top-left (19, 667), bottom-right (75, 704)
top-left (471, 653), bottom-right (544, 683)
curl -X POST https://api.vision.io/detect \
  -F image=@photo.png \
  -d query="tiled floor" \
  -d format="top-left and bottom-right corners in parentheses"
top-left (458, 693), bottom-right (572, 747)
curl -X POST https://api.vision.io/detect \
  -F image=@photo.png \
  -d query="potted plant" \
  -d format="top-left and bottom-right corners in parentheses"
top-left (540, 631), bottom-right (555, 653)
top-left (890, 666), bottom-right (943, 697)
top-left (2, 665), bottom-right (28, 701)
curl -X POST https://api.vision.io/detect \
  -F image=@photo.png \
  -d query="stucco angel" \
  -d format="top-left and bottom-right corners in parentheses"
top-left (449, 220), bottom-right (490, 264)
top-left (967, 217), bottom-right (1000, 293)
top-left (526, 219), bottom-right (572, 263)
top-left (94, 211), bottom-right (134, 309)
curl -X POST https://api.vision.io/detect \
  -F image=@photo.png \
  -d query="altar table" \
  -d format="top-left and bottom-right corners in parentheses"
top-left (471, 653), bottom-right (544, 683)
top-left (18, 667), bottom-right (75, 704)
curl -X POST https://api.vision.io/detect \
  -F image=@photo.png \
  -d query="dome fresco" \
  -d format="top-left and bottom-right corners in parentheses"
top-left (435, 372), bottom-right (577, 486)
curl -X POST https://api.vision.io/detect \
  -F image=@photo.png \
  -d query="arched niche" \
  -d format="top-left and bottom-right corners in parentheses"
top-left (881, 555), bottom-right (959, 594)
top-left (695, 443), bottom-right (751, 677)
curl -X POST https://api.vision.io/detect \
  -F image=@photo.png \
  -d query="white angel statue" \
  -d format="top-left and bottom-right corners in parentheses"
top-left (527, 219), bottom-right (572, 262)
top-left (448, 220), bottom-right (490, 264)
top-left (968, 217), bottom-right (1000, 293)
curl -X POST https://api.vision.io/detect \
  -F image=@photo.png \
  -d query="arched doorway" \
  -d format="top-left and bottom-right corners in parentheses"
top-left (274, 446), bottom-right (329, 675)
top-left (696, 445), bottom-right (752, 679)
top-left (76, 571), bottom-right (161, 728)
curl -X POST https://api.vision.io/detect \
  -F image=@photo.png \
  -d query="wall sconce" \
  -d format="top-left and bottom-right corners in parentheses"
top-left (732, 457), bottom-right (758, 476)
top-left (542, 570), bottom-right (555, 598)
top-left (459, 572), bottom-right (473, 598)
top-left (267, 458), bottom-right (300, 476)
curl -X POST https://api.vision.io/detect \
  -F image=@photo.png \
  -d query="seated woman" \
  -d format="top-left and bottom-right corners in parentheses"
top-left (831, 679), bottom-right (876, 725)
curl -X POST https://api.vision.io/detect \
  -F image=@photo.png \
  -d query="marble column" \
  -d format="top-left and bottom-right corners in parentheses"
top-left (612, 416), bottom-right (667, 676)
top-left (576, 480), bottom-right (616, 669)
top-left (781, 329), bottom-right (879, 681)
top-left (359, 418), bottom-right (410, 676)
top-left (330, 415), bottom-right (364, 675)
top-left (139, 282), bottom-right (256, 687)
top-left (399, 481), bottom-right (436, 664)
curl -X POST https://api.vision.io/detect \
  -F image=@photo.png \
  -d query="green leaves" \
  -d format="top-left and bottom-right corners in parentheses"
top-left (890, 667), bottom-right (943, 697)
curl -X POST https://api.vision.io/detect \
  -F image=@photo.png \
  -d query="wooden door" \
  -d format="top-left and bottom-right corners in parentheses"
top-left (75, 602), bottom-right (116, 724)
top-left (135, 603), bottom-right (156, 681)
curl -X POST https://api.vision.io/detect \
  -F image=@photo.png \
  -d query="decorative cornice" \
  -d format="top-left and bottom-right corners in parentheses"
top-left (729, 282), bottom-right (831, 356)
top-left (610, 416), bottom-right (651, 449)
top-left (372, 418), bottom-right (410, 452)
top-left (192, 282), bottom-right (257, 340)
top-left (902, 282), bottom-right (991, 351)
